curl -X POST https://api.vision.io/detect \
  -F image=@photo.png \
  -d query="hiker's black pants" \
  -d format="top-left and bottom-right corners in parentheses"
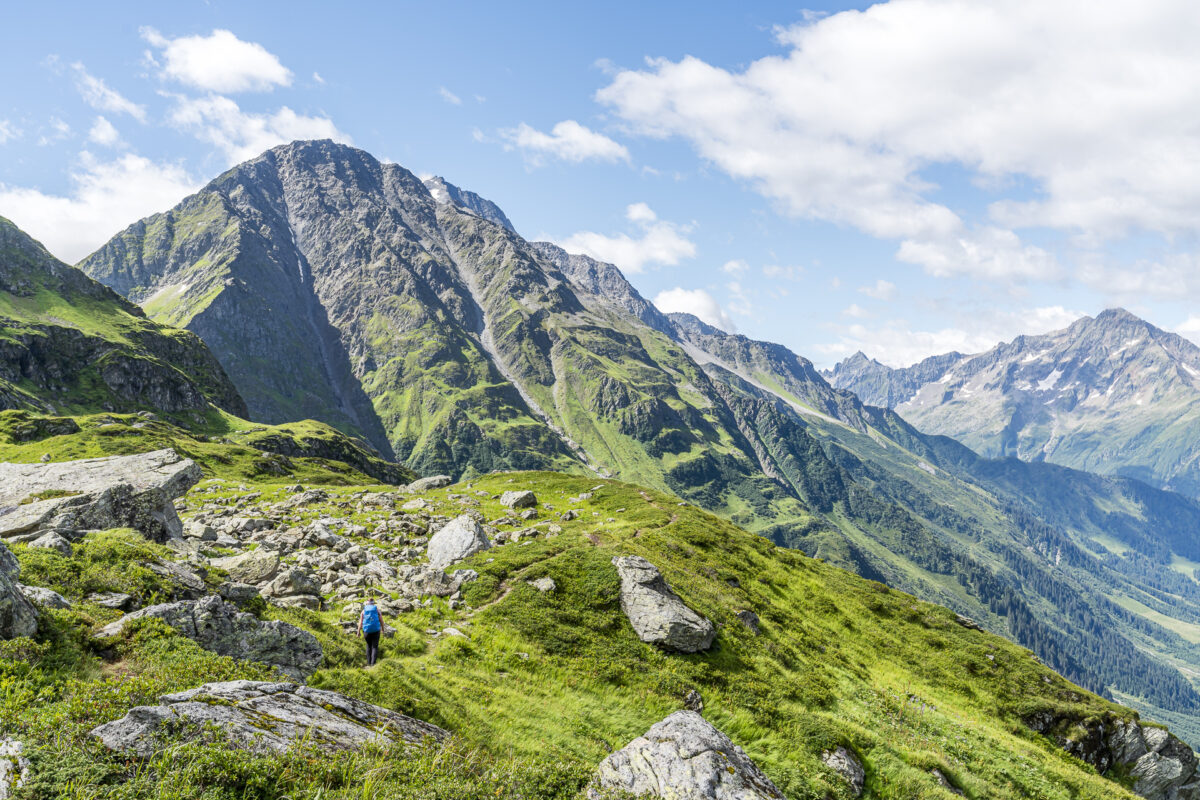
top-left (364, 631), bottom-right (380, 666)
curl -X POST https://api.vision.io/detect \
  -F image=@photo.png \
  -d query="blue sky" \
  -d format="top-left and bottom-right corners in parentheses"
top-left (4, 1), bottom-right (1200, 367)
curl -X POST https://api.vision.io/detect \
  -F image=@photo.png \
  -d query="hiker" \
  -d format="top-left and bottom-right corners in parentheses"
top-left (357, 597), bottom-right (383, 666)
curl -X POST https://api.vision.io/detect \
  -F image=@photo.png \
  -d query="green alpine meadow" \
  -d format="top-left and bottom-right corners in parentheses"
top-left (5, 7), bottom-right (1200, 798)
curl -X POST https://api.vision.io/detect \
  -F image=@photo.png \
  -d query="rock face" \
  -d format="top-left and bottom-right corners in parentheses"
top-left (612, 556), bottom-right (714, 653)
top-left (427, 515), bottom-right (491, 570)
top-left (0, 738), bottom-right (29, 800)
top-left (590, 710), bottom-right (783, 799)
top-left (822, 747), bottom-right (865, 797)
top-left (96, 595), bottom-right (323, 679)
top-left (0, 449), bottom-right (201, 543)
top-left (91, 680), bottom-right (448, 757)
top-left (1027, 711), bottom-right (1200, 800)
top-left (0, 543), bottom-right (38, 639)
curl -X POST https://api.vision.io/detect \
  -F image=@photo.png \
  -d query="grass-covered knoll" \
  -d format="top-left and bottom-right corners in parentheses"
top-left (0, 408), bottom-right (411, 485)
top-left (0, 216), bottom-right (246, 418)
top-left (1, 471), bottom-right (1159, 799)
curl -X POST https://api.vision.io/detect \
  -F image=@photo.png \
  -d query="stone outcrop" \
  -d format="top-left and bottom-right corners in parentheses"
top-left (612, 556), bottom-right (714, 653)
top-left (427, 515), bottom-right (491, 570)
top-left (91, 680), bottom-right (448, 757)
top-left (0, 543), bottom-right (38, 639)
top-left (822, 746), bottom-right (865, 797)
top-left (1026, 711), bottom-right (1200, 800)
top-left (0, 449), bottom-right (201, 542)
top-left (0, 738), bottom-right (29, 800)
top-left (96, 595), bottom-right (323, 679)
top-left (590, 710), bottom-right (783, 799)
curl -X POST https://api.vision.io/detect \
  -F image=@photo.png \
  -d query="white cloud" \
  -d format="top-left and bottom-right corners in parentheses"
top-left (596, 2), bottom-right (1200, 283)
top-left (500, 120), bottom-right (630, 166)
top-left (815, 305), bottom-right (1085, 367)
top-left (167, 93), bottom-right (350, 164)
top-left (722, 259), bottom-right (749, 275)
top-left (726, 280), bottom-right (752, 316)
top-left (858, 280), bottom-right (897, 301)
top-left (439, 86), bottom-right (462, 105)
top-left (72, 63), bottom-right (146, 122)
top-left (142, 28), bottom-right (292, 93)
top-left (1176, 315), bottom-right (1200, 346)
top-left (87, 117), bottom-right (121, 147)
top-left (0, 152), bottom-right (198, 262)
top-left (762, 264), bottom-right (803, 281)
top-left (312, 72), bottom-right (325, 85)
top-left (556, 203), bottom-right (695, 274)
top-left (654, 287), bottom-right (736, 332)
top-left (0, 120), bottom-right (18, 144)
top-left (842, 303), bottom-right (870, 319)
top-left (38, 117), bottom-right (71, 146)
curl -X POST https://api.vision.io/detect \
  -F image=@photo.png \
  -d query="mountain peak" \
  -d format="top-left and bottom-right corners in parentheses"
top-left (421, 175), bottom-right (516, 233)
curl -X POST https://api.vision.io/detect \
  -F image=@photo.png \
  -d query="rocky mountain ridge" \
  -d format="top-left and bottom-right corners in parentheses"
top-left (826, 309), bottom-right (1200, 497)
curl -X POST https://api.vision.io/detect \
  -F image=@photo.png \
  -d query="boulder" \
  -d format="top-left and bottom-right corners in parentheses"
top-left (261, 568), bottom-right (321, 599)
top-left (427, 515), bottom-right (491, 570)
top-left (822, 747), bottom-right (865, 797)
top-left (211, 549), bottom-right (280, 585)
top-left (96, 595), bottom-right (322, 679)
top-left (272, 595), bottom-right (321, 611)
top-left (0, 544), bottom-right (38, 639)
top-left (735, 610), bottom-right (760, 634)
top-left (590, 710), bottom-right (783, 799)
top-left (18, 584), bottom-right (70, 610)
top-left (408, 475), bottom-right (452, 492)
top-left (91, 680), bottom-right (448, 757)
top-left (499, 490), bottom-right (538, 509)
top-left (87, 592), bottom-right (135, 611)
top-left (0, 738), bottom-right (29, 800)
top-left (218, 582), bottom-right (261, 606)
top-left (528, 577), bottom-right (557, 593)
top-left (0, 449), bottom-right (201, 543)
top-left (26, 530), bottom-right (72, 555)
top-left (612, 556), bottom-right (715, 653)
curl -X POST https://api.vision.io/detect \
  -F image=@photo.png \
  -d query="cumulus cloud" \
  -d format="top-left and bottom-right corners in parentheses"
top-left (142, 28), bottom-right (292, 93)
top-left (439, 86), bottom-right (462, 105)
top-left (556, 202), bottom-right (695, 274)
top-left (72, 63), bottom-right (145, 121)
top-left (0, 120), bottom-right (18, 144)
top-left (87, 117), bottom-right (121, 147)
top-left (167, 93), bottom-right (350, 164)
top-left (1175, 315), bottom-right (1200, 346)
top-left (858, 280), bottom-right (897, 301)
top-left (596, 2), bottom-right (1200, 283)
top-left (500, 120), bottom-right (630, 166)
top-left (0, 152), bottom-right (198, 262)
top-left (721, 259), bottom-right (749, 275)
top-left (654, 287), bottom-right (736, 332)
top-left (815, 305), bottom-right (1085, 367)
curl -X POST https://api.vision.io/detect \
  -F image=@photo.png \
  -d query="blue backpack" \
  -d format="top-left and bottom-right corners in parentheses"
top-left (362, 604), bottom-right (381, 634)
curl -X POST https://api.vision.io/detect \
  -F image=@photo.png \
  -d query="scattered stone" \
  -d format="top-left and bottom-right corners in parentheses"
top-left (931, 769), bottom-right (962, 795)
top-left (736, 610), bottom-right (761, 634)
top-left (442, 627), bottom-right (467, 638)
top-left (26, 530), bottom-right (72, 555)
top-left (955, 614), bottom-right (983, 631)
top-left (0, 544), bottom-right (39, 639)
top-left (218, 582), bottom-right (261, 606)
top-left (147, 559), bottom-right (207, 598)
top-left (262, 568), bottom-right (321, 600)
top-left (822, 747), bottom-right (865, 797)
top-left (18, 584), bottom-right (70, 610)
top-left (408, 475), bottom-right (452, 492)
top-left (612, 556), bottom-right (715, 653)
top-left (427, 515), bottom-right (491, 570)
top-left (87, 592), bottom-right (135, 611)
top-left (97, 595), bottom-right (322, 679)
top-left (559, 510), bottom-right (578, 521)
top-left (528, 577), bottom-right (557, 593)
top-left (401, 498), bottom-right (429, 511)
top-left (590, 710), bottom-right (783, 799)
top-left (518, 508), bottom-right (538, 521)
top-left (0, 449), bottom-right (201, 543)
top-left (211, 550), bottom-right (280, 585)
top-left (499, 490), bottom-right (537, 509)
top-left (272, 594), bottom-right (321, 611)
top-left (0, 738), bottom-right (29, 799)
top-left (91, 680), bottom-right (448, 757)
top-left (683, 689), bottom-right (704, 712)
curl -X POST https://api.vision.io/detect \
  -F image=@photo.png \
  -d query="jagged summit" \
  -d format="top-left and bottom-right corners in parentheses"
top-left (827, 307), bottom-right (1200, 495)
top-left (422, 175), bottom-right (516, 233)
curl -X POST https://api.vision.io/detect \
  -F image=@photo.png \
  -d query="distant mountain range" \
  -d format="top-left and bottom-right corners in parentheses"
top-left (53, 140), bottom-right (1200, 744)
top-left (827, 309), bottom-right (1200, 497)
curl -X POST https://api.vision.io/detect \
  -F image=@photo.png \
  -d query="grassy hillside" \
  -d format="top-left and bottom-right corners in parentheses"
top-left (2, 472), bottom-right (1163, 799)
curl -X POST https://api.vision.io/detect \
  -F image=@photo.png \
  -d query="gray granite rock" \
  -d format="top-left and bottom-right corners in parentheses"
top-left (499, 490), bottom-right (537, 509)
top-left (427, 515), bottom-right (490, 570)
top-left (0, 449), bottom-right (200, 543)
top-left (408, 475), bottom-right (452, 492)
top-left (96, 595), bottom-right (322, 679)
top-left (0, 738), bottom-right (29, 800)
top-left (91, 680), bottom-right (448, 757)
top-left (0, 544), bottom-right (38, 639)
top-left (18, 584), bottom-right (70, 610)
top-left (612, 555), bottom-right (714, 653)
top-left (590, 710), bottom-right (783, 799)
top-left (822, 747), bottom-right (865, 797)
